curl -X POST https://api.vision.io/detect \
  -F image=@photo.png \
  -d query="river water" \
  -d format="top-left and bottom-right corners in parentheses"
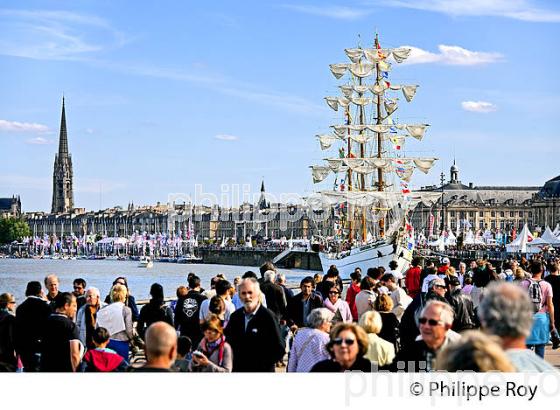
top-left (0, 259), bottom-right (317, 303)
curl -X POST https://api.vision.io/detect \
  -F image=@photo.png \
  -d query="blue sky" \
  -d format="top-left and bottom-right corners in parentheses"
top-left (1, 0), bottom-right (559, 211)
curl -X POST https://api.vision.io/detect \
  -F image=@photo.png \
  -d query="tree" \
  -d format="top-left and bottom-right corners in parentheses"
top-left (0, 218), bottom-right (32, 244)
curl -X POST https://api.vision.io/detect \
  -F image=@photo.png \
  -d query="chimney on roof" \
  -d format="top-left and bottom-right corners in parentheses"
top-left (469, 182), bottom-right (473, 189)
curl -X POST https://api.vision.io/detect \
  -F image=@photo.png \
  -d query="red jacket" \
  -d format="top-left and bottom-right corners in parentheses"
top-left (404, 266), bottom-right (422, 298)
top-left (345, 283), bottom-right (361, 321)
top-left (82, 348), bottom-right (127, 372)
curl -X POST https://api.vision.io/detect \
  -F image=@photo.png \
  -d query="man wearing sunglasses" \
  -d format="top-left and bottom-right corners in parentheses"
top-left (392, 300), bottom-right (459, 372)
top-left (399, 277), bottom-right (448, 351)
top-left (72, 278), bottom-right (87, 310)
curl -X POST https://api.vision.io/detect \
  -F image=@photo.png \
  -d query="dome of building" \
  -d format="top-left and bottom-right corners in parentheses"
top-left (539, 175), bottom-right (560, 198)
top-left (450, 163), bottom-right (459, 173)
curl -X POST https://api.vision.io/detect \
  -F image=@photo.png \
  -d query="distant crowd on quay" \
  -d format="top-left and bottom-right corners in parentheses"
top-left (1, 254), bottom-right (560, 373)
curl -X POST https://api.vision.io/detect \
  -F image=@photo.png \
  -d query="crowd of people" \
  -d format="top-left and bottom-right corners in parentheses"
top-left (0, 255), bottom-right (559, 372)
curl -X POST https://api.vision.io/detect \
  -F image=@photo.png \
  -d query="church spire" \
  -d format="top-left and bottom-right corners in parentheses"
top-left (257, 179), bottom-right (269, 210)
top-left (58, 96), bottom-right (69, 156)
top-left (51, 96), bottom-right (74, 214)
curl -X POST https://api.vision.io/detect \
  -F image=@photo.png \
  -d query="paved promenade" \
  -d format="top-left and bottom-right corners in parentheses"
top-left (545, 346), bottom-right (560, 369)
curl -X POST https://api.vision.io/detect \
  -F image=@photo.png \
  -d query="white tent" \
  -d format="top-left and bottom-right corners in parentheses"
top-left (445, 231), bottom-right (457, 247)
top-left (553, 224), bottom-right (560, 237)
top-left (506, 223), bottom-right (533, 253)
top-left (542, 226), bottom-right (560, 246)
top-left (428, 234), bottom-right (445, 252)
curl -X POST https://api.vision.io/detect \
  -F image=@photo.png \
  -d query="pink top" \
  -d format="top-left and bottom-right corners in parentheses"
top-left (519, 279), bottom-right (553, 313)
top-left (323, 298), bottom-right (353, 323)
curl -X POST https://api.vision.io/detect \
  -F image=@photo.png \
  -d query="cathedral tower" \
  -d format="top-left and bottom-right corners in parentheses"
top-left (51, 97), bottom-right (74, 213)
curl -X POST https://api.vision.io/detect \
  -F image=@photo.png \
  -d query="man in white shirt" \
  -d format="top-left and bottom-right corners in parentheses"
top-left (387, 260), bottom-right (403, 282)
top-left (199, 279), bottom-right (235, 323)
top-left (382, 273), bottom-right (412, 320)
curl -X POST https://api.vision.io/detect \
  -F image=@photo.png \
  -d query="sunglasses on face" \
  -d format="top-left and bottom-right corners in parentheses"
top-left (418, 317), bottom-right (443, 326)
top-left (435, 285), bottom-right (447, 289)
top-left (329, 291), bottom-right (340, 295)
top-left (332, 337), bottom-right (355, 346)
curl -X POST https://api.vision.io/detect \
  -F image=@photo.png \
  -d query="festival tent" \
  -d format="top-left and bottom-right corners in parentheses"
top-left (506, 223), bottom-right (533, 253)
top-left (553, 224), bottom-right (560, 238)
top-left (445, 231), bottom-right (457, 247)
top-left (463, 230), bottom-right (475, 245)
top-left (428, 234), bottom-right (445, 252)
top-left (541, 226), bottom-right (560, 246)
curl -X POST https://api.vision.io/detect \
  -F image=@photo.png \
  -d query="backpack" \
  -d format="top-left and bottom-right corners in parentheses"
top-left (527, 279), bottom-right (543, 313)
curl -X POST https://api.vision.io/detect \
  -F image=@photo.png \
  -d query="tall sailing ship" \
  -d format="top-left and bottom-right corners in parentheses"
top-left (310, 34), bottom-right (439, 278)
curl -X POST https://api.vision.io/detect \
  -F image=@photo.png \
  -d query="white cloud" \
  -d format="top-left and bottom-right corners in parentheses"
top-left (282, 4), bottom-right (371, 20)
top-left (461, 101), bottom-right (498, 113)
top-left (26, 137), bottom-right (54, 144)
top-left (0, 9), bottom-right (128, 60)
top-left (0, 119), bottom-right (49, 132)
top-left (215, 134), bottom-right (239, 141)
top-left (377, 0), bottom-right (560, 22)
top-left (403, 44), bottom-right (504, 65)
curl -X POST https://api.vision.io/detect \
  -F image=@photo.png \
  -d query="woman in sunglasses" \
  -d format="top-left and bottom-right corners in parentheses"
top-left (310, 323), bottom-right (371, 372)
top-left (323, 283), bottom-right (353, 323)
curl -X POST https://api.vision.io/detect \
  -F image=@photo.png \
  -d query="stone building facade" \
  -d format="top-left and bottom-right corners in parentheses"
top-left (0, 196), bottom-right (21, 219)
top-left (410, 162), bottom-right (550, 235)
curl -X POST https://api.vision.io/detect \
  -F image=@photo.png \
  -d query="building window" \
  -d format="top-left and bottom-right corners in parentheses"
top-left (510, 211), bottom-right (514, 217)
top-left (479, 221), bottom-right (484, 229)
top-left (450, 211), bottom-right (456, 217)
top-left (491, 211), bottom-right (495, 217)
top-left (529, 212), bottom-right (533, 218)
top-left (479, 211), bottom-right (484, 217)
top-left (491, 221), bottom-right (496, 229)
top-left (469, 212), bottom-right (474, 217)
top-left (500, 211), bottom-right (505, 218)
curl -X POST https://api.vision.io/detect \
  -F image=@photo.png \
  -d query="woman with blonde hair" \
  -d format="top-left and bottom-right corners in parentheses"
top-left (359, 310), bottom-right (395, 368)
top-left (374, 294), bottom-right (399, 348)
top-left (96, 284), bottom-right (135, 360)
top-left (435, 331), bottom-right (515, 372)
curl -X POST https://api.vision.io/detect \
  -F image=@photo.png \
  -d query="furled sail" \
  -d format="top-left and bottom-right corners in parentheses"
top-left (310, 166), bottom-right (331, 183)
top-left (316, 134), bottom-right (338, 150)
top-left (331, 123), bottom-right (430, 139)
top-left (325, 97), bottom-right (350, 111)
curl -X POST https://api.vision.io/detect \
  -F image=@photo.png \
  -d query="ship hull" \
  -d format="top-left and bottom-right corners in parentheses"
top-left (319, 240), bottom-right (413, 279)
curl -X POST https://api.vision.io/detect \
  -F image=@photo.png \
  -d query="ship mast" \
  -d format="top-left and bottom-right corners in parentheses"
top-left (346, 105), bottom-right (353, 243)
top-left (358, 72), bottom-right (368, 243)
top-left (375, 33), bottom-right (385, 238)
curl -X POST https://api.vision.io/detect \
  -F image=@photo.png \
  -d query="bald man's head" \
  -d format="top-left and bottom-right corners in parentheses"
top-left (145, 322), bottom-right (178, 367)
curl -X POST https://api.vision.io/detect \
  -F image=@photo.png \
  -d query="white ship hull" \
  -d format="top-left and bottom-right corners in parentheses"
top-left (319, 240), bottom-right (413, 279)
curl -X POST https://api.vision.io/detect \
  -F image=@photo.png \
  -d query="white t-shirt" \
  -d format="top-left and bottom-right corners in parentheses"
top-left (388, 269), bottom-right (403, 281)
top-left (199, 297), bottom-right (236, 321)
top-left (421, 274), bottom-right (438, 293)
